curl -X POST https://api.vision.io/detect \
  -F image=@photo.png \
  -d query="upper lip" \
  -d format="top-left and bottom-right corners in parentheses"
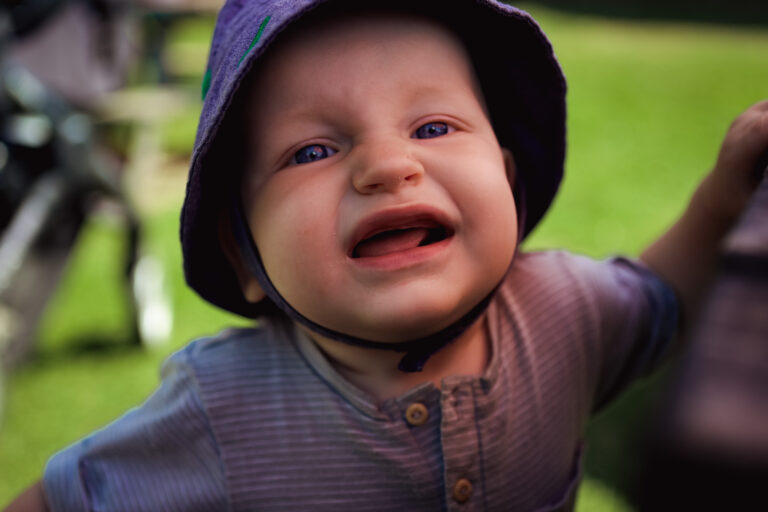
top-left (346, 204), bottom-right (455, 257)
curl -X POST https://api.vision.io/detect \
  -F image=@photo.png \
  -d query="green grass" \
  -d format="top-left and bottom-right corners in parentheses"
top-left (526, 12), bottom-right (768, 257)
top-left (2, 5), bottom-right (768, 509)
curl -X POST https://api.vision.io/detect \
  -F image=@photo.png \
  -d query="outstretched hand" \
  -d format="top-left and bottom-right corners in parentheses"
top-left (704, 99), bottom-right (768, 223)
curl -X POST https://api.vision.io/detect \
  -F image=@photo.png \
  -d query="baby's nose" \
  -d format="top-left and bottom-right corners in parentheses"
top-left (351, 138), bottom-right (424, 194)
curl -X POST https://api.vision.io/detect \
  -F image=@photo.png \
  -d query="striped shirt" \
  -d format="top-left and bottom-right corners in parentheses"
top-left (44, 251), bottom-right (677, 511)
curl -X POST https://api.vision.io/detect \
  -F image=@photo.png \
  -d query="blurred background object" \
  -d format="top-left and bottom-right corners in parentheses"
top-left (0, 0), bottom-right (225, 370)
top-left (7, 0), bottom-right (136, 109)
top-left (0, 0), bottom-right (166, 371)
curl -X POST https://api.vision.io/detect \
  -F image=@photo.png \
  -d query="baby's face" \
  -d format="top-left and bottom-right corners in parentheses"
top-left (241, 14), bottom-right (518, 342)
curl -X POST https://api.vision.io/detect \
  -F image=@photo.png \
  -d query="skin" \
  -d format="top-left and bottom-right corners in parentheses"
top-left (3, 482), bottom-right (47, 512)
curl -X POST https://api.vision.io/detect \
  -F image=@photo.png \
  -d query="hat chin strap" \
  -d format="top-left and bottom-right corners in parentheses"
top-left (230, 202), bottom-right (497, 372)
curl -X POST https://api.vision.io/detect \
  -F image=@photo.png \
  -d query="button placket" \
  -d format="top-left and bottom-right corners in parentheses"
top-left (441, 384), bottom-right (482, 510)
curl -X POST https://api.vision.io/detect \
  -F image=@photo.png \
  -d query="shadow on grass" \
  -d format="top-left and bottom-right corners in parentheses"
top-left (30, 333), bottom-right (143, 367)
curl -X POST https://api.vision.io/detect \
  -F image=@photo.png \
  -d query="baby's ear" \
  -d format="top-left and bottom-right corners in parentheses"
top-left (218, 212), bottom-right (266, 303)
top-left (502, 147), bottom-right (516, 186)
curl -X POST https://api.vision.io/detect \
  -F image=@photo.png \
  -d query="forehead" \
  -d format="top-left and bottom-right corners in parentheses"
top-left (244, 12), bottom-right (483, 119)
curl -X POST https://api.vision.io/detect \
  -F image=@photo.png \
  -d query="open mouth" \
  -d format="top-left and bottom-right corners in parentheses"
top-left (351, 224), bottom-right (453, 258)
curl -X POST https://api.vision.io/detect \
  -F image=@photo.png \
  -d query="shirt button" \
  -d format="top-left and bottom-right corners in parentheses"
top-left (452, 478), bottom-right (473, 504)
top-left (404, 402), bottom-right (429, 426)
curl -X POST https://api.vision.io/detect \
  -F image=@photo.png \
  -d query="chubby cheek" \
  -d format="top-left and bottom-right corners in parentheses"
top-left (246, 177), bottom-right (343, 311)
top-left (475, 185), bottom-right (518, 256)
top-left (450, 151), bottom-right (518, 262)
top-left (466, 191), bottom-right (518, 295)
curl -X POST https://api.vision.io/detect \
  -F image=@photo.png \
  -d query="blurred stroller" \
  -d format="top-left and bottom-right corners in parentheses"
top-left (0, 0), bottom-right (171, 377)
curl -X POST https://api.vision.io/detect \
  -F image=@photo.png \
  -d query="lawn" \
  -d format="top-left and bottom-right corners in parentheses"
top-left (2, 4), bottom-right (767, 509)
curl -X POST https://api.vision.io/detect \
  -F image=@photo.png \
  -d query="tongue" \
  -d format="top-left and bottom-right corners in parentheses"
top-left (355, 228), bottom-right (430, 258)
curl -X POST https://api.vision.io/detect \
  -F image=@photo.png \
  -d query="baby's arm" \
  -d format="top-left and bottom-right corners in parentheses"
top-left (3, 481), bottom-right (48, 512)
top-left (641, 100), bottom-right (768, 329)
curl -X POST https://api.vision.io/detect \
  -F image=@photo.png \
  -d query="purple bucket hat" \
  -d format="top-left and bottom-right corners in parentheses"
top-left (181, 0), bottom-right (567, 322)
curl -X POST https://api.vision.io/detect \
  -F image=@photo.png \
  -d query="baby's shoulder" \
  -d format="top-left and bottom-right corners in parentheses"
top-left (506, 250), bottom-right (607, 290)
top-left (508, 250), bottom-right (658, 289)
top-left (500, 250), bottom-right (668, 321)
top-left (165, 319), bottom-right (307, 388)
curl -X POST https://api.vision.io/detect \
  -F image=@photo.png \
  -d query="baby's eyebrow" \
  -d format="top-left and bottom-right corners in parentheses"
top-left (261, 114), bottom-right (341, 143)
top-left (249, 116), bottom-right (336, 169)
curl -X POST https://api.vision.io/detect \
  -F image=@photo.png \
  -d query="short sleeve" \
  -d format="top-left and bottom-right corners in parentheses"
top-left (587, 257), bottom-right (679, 410)
top-left (43, 349), bottom-right (228, 512)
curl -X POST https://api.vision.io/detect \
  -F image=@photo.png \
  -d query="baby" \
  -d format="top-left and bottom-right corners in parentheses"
top-left (7, 0), bottom-right (767, 510)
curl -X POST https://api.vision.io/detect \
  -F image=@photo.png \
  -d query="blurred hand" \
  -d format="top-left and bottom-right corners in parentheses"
top-left (704, 99), bottom-right (768, 222)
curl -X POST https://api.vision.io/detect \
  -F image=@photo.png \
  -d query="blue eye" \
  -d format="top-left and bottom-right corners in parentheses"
top-left (413, 122), bottom-right (450, 139)
top-left (293, 144), bottom-right (336, 164)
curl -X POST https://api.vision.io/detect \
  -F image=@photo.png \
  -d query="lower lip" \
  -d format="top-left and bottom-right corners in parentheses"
top-left (348, 237), bottom-right (453, 271)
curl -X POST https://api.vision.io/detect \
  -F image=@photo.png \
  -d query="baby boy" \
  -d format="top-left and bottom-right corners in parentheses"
top-left (8, 0), bottom-right (767, 510)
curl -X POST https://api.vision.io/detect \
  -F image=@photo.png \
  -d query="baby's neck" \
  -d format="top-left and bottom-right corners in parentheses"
top-left (302, 315), bottom-right (491, 402)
